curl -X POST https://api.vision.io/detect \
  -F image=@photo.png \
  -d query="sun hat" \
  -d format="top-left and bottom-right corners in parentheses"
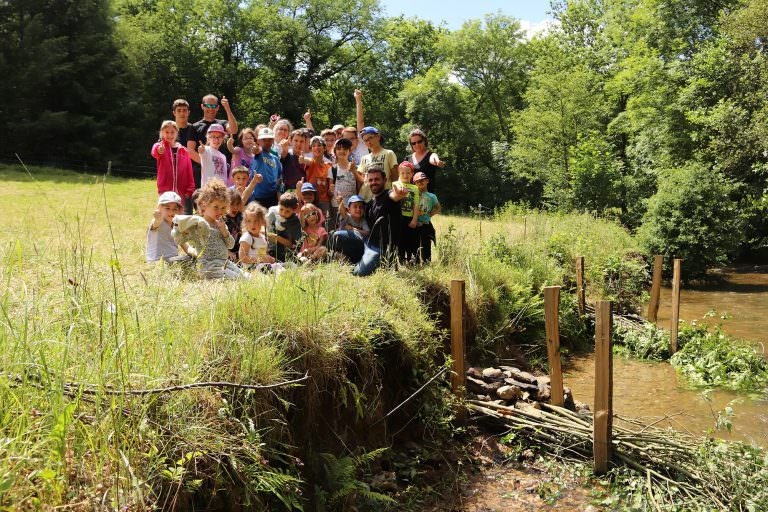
top-left (207, 123), bottom-right (226, 135)
top-left (301, 182), bottom-right (317, 193)
top-left (158, 191), bottom-right (182, 205)
top-left (360, 126), bottom-right (384, 144)
top-left (257, 127), bottom-right (275, 140)
top-left (346, 194), bottom-right (365, 207)
top-left (413, 172), bottom-right (428, 182)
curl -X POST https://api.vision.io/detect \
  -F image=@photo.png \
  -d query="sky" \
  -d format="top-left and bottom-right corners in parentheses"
top-left (379, 0), bottom-right (553, 32)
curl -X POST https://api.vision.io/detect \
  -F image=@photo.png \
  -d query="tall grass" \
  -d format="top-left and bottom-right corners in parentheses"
top-left (0, 164), bottom-right (643, 508)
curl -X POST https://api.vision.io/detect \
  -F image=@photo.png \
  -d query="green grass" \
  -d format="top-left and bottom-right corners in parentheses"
top-left (0, 164), bottom-right (644, 509)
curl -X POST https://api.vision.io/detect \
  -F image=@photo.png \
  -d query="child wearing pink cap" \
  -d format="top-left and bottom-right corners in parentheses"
top-left (197, 123), bottom-right (229, 187)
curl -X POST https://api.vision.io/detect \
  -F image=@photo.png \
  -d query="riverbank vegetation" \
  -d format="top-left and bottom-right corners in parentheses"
top-left (0, 164), bottom-right (651, 508)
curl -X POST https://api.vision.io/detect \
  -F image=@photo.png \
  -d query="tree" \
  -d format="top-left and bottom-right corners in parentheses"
top-left (0, 0), bottom-right (132, 167)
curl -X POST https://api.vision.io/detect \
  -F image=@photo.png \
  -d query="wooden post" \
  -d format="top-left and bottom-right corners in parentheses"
top-left (450, 280), bottom-right (466, 396)
top-left (575, 257), bottom-right (585, 316)
top-left (107, 160), bottom-right (112, 176)
top-left (543, 286), bottom-right (564, 407)
top-left (670, 259), bottom-right (682, 354)
top-left (647, 255), bottom-right (663, 323)
top-left (593, 300), bottom-right (613, 475)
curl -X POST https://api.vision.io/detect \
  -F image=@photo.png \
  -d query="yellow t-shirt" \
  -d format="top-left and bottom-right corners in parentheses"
top-left (399, 182), bottom-right (420, 218)
top-left (358, 149), bottom-right (397, 201)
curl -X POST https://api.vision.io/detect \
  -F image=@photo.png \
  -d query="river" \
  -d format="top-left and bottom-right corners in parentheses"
top-left (564, 266), bottom-right (768, 446)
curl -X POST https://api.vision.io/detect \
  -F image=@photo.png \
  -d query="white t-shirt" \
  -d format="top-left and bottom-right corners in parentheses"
top-left (146, 220), bottom-right (178, 262)
top-left (200, 146), bottom-right (229, 186)
top-left (239, 231), bottom-right (269, 262)
top-left (351, 143), bottom-right (368, 165)
top-left (332, 164), bottom-right (357, 207)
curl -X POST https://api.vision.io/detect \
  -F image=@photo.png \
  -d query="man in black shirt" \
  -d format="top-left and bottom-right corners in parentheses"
top-left (330, 165), bottom-right (409, 276)
top-left (171, 99), bottom-right (199, 213)
top-left (191, 93), bottom-right (239, 187)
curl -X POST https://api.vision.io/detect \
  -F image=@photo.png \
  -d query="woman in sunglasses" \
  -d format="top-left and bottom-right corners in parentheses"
top-left (406, 128), bottom-right (445, 193)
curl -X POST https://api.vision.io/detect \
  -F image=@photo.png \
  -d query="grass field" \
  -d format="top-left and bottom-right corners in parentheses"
top-left (0, 165), bottom-right (641, 509)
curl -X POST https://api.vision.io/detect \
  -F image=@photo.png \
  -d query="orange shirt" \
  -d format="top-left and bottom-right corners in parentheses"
top-left (305, 160), bottom-right (333, 202)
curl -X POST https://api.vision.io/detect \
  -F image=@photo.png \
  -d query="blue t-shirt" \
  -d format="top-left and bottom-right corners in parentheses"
top-left (418, 192), bottom-right (439, 223)
top-left (248, 151), bottom-right (282, 201)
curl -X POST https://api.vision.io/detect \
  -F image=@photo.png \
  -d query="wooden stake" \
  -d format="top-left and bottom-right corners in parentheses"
top-left (450, 280), bottom-right (466, 396)
top-left (575, 257), bottom-right (585, 316)
top-left (544, 286), bottom-right (564, 407)
top-left (670, 259), bottom-right (682, 354)
top-left (593, 300), bottom-right (613, 475)
top-left (647, 255), bottom-right (663, 323)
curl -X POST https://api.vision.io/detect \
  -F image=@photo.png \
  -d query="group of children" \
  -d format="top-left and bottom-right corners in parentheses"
top-left (147, 92), bottom-right (442, 279)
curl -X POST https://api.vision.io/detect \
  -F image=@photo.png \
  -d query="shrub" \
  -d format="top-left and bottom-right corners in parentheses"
top-left (637, 163), bottom-right (742, 280)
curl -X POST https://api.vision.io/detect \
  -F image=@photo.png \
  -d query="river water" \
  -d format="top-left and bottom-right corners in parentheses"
top-left (563, 266), bottom-right (768, 446)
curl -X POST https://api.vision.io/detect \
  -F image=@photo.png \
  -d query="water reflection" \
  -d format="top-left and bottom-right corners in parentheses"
top-left (564, 266), bottom-right (768, 445)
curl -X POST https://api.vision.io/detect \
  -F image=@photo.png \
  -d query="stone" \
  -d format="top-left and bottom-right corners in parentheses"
top-left (482, 367), bottom-right (504, 380)
top-left (496, 385), bottom-right (522, 401)
top-left (536, 381), bottom-right (551, 402)
top-left (466, 367), bottom-right (483, 379)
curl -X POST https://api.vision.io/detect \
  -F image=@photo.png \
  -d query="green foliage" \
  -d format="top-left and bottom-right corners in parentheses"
top-left (312, 448), bottom-right (396, 511)
top-left (672, 322), bottom-right (768, 391)
top-left (613, 322), bottom-right (671, 360)
top-left (598, 254), bottom-right (649, 314)
top-left (638, 163), bottom-right (742, 280)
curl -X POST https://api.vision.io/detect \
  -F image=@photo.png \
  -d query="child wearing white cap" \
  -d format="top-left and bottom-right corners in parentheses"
top-left (146, 191), bottom-right (193, 263)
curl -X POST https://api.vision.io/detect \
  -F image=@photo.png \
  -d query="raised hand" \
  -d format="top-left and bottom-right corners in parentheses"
top-left (221, 96), bottom-right (231, 111)
top-left (157, 143), bottom-right (166, 155)
top-left (354, 89), bottom-right (362, 101)
top-left (198, 142), bottom-right (206, 155)
top-left (153, 208), bottom-right (163, 223)
top-left (303, 108), bottom-right (312, 122)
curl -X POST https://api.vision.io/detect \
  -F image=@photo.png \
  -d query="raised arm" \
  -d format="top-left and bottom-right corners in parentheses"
top-left (303, 108), bottom-right (314, 132)
top-left (354, 89), bottom-right (364, 133)
top-left (221, 96), bottom-right (238, 134)
top-left (241, 169), bottom-right (263, 203)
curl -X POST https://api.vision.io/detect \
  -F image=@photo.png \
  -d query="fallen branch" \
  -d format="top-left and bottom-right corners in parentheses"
top-left (3, 371), bottom-right (310, 396)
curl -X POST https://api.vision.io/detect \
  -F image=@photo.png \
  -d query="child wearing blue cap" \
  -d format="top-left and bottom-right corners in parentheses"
top-left (336, 194), bottom-right (370, 240)
top-left (357, 125), bottom-right (397, 201)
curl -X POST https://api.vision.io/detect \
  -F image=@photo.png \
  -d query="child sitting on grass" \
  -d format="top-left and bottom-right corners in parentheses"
top-left (224, 188), bottom-right (244, 261)
top-left (298, 204), bottom-right (328, 262)
top-left (413, 172), bottom-right (440, 263)
top-left (172, 179), bottom-right (246, 279)
top-left (268, 192), bottom-right (302, 262)
top-left (146, 191), bottom-right (194, 263)
top-left (239, 202), bottom-right (276, 269)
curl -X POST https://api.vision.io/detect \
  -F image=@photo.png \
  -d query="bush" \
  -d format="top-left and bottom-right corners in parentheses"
top-left (637, 163), bottom-right (742, 280)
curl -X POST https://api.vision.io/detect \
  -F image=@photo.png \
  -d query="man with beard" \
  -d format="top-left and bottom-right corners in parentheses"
top-left (330, 164), bottom-right (409, 276)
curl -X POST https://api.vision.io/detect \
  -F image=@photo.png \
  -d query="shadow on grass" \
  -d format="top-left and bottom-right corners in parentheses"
top-left (0, 163), bottom-right (145, 186)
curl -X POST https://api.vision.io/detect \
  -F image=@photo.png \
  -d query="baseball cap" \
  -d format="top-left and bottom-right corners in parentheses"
top-left (158, 191), bottom-right (182, 205)
top-left (346, 194), bottom-right (365, 207)
top-left (301, 182), bottom-right (317, 193)
top-left (413, 172), bottom-right (428, 182)
top-left (398, 161), bottom-right (415, 171)
top-left (257, 127), bottom-right (275, 140)
top-left (207, 123), bottom-right (226, 135)
top-left (360, 126), bottom-right (384, 144)
top-left (332, 124), bottom-right (345, 132)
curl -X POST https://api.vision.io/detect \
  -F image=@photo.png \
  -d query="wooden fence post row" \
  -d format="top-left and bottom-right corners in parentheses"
top-left (593, 300), bottom-right (613, 475)
top-left (575, 256), bottom-right (586, 316)
top-left (543, 286), bottom-right (564, 407)
top-left (450, 280), bottom-right (466, 396)
top-left (647, 255), bottom-right (663, 323)
top-left (670, 258), bottom-right (682, 354)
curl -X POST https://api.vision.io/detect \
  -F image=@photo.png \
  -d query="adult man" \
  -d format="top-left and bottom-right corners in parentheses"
top-left (330, 165), bottom-right (408, 276)
top-left (192, 94), bottom-right (239, 187)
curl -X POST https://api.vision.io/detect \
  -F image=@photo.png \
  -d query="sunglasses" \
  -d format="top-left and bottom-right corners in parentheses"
top-left (410, 139), bottom-right (425, 146)
top-left (202, 103), bottom-right (219, 109)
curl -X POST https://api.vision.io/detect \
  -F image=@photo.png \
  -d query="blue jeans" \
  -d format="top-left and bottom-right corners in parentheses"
top-left (330, 230), bottom-right (381, 277)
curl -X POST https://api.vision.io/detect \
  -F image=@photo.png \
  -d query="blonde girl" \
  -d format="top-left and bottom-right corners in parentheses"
top-left (151, 120), bottom-right (195, 203)
top-left (172, 179), bottom-right (246, 279)
top-left (239, 203), bottom-right (275, 266)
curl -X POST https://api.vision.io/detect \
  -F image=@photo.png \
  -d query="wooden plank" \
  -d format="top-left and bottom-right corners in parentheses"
top-left (543, 286), bottom-right (564, 407)
top-left (575, 257), bottom-right (586, 316)
top-left (593, 300), bottom-right (613, 475)
top-left (647, 255), bottom-right (663, 323)
top-left (450, 280), bottom-right (466, 396)
top-left (670, 259), bottom-right (682, 354)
